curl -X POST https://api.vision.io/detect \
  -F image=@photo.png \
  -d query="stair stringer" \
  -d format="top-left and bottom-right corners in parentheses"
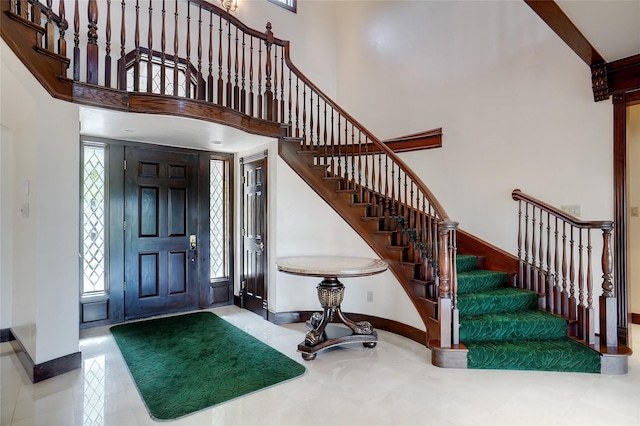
top-left (279, 137), bottom-right (453, 346)
top-left (0, 4), bottom-right (72, 101)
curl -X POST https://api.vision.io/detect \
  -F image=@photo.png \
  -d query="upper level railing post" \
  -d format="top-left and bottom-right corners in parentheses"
top-left (264, 22), bottom-right (274, 121)
top-left (44, 0), bottom-right (54, 50)
top-left (600, 226), bottom-right (618, 347)
top-left (86, 0), bottom-right (99, 84)
top-left (58, 0), bottom-right (67, 58)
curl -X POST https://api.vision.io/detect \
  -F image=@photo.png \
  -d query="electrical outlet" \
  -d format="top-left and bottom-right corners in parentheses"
top-left (631, 207), bottom-right (639, 217)
top-left (366, 291), bottom-right (374, 302)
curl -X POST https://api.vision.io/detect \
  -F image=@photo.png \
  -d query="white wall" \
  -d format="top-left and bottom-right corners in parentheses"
top-left (1, 40), bottom-right (80, 364)
top-left (335, 1), bottom-right (613, 256)
top-left (628, 105), bottom-right (640, 317)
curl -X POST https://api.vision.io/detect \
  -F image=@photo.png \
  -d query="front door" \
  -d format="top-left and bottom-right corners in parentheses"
top-left (124, 146), bottom-right (199, 319)
top-left (241, 155), bottom-right (268, 317)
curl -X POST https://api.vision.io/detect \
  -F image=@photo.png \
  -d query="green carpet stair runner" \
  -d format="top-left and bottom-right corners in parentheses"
top-left (456, 254), bottom-right (601, 373)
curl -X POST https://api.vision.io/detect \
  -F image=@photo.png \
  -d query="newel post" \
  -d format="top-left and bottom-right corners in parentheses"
top-left (438, 220), bottom-right (459, 348)
top-left (264, 22), bottom-right (274, 121)
top-left (599, 226), bottom-right (618, 347)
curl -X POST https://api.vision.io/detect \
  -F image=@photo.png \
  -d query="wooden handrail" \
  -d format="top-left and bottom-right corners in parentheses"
top-left (512, 189), bottom-right (613, 230)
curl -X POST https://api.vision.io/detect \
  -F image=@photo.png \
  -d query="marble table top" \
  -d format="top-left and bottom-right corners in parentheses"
top-left (276, 256), bottom-right (388, 278)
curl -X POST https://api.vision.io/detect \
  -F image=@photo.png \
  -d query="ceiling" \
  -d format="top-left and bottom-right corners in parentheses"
top-left (557, 0), bottom-right (640, 63)
top-left (80, 1), bottom-right (640, 152)
top-left (80, 107), bottom-right (273, 153)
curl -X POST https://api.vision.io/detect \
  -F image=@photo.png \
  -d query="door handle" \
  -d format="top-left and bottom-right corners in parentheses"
top-left (190, 235), bottom-right (197, 250)
top-left (259, 242), bottom-right (264, 250)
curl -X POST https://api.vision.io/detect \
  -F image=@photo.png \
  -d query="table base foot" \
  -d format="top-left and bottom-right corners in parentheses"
top-left (301, 352), bottom-right (317, 361)
top-left (297, 325), bottom-right (378, 360)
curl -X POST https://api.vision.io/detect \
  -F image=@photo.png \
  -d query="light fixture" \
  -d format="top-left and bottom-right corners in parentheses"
top-left (220, 0), bottom-right (238, 13)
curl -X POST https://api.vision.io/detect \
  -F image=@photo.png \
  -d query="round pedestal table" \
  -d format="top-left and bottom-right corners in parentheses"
top-left (276, 256), bottom-right (388, 361)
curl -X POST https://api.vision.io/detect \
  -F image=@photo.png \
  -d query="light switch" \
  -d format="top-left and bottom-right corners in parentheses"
top-left (631, 207), bottom-right (639, 217)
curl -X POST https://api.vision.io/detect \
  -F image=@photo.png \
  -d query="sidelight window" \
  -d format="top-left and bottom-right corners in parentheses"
top-left (210, 159), bottom-right (229, 279)
top-left (81, 143), bottom-right (108, 295)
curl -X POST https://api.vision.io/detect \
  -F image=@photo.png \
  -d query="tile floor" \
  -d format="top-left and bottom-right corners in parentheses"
top-left (1, 305), bottom-right (639, 426)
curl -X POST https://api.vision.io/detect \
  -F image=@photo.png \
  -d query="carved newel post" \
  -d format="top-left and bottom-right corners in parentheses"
top-left (599, 226), bottom-right (617, 347)
top-left (438, 220), bottom-right (458, 348)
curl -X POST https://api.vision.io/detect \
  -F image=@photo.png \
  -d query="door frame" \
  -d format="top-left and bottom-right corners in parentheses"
top-left (613, 89), bottom-right (640, 343)
top-left (79, 137), bottom-right (233, 328)
top-left (239, 150), bottom-right (269, 319)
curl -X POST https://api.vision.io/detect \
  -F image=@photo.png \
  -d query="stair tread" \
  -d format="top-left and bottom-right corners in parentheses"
top-left (460, 310), bottom-right (567, 342)
top-left (465, 337), bottom-right (601, 373)
top-left (457, 287), bottom-right (539, 316)
top-left (457, 269), bottom-right (509, 294)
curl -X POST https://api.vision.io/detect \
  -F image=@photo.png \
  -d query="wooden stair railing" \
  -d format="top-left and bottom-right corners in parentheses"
top-left (512, 189), bottom-right (618, 349)
top-left (2, 0), bottom-right (463, 348)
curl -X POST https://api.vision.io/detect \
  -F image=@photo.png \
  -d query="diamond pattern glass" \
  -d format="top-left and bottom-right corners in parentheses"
top-left (126, 59), bottom-right (193, 97)
top-left (210, 160), bottom-right (227, 279)
top-left (82, 145), bottom-right (106, 294)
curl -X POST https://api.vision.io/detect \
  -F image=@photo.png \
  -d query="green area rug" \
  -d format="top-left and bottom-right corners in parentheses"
top-left (110, 312), bottom-right (306, 420)
top-left (456, 254), bottom-right (601, 373)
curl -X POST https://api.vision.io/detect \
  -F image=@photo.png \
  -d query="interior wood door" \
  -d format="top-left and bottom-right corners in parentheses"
top-left (124, 146), bottom-right (199, 319)
top-left (242, 155), bottom-right (268, 317)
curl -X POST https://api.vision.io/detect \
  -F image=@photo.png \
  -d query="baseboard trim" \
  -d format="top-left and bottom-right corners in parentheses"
top-left (9, 330), bottom-right (81, 383)
top-left (267, 310), bottom-right (427, 346)
top-left (632, 313), bottom-right (640, 325)
top-left (0, 328), bottom-right (15, 343)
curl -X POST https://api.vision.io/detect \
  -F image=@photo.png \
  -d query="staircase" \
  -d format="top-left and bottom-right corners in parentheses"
top-left (2, 0), bottom-right (629, 374)
top-left (456, 254), bottom-right (601, 372)
top-left (279, 138), bottom-right (629, 374)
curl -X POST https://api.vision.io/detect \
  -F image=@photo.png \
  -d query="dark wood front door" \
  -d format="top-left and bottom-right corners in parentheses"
top-left (242, 155), bottom-right (267, 317)
top-left (124, 146), bottom-right (199, 319)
